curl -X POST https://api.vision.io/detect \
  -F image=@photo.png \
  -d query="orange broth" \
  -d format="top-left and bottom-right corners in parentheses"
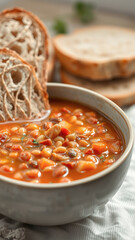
top-left (0, 100), bottom-right (125, 183)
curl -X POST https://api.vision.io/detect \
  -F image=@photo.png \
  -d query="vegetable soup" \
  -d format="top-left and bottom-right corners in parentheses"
top-left (0, 100), bottom-right (125, 183)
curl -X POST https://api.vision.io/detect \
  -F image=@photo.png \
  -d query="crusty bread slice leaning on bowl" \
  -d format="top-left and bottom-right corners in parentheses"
top-left (0, 7), bottom-right (49, 87)
top-left (0, 48), bottom-right (49, 121)
top-left (60, 68), bottom-right (135, 107)
top-left (53, 26), bottom-right (135, 81)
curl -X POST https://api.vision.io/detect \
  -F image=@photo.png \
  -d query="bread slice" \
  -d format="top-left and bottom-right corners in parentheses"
top-left (46, 39), bottom-right (55, 82)
top-left (0, 8), bottom-right (48, 86)
top-left (60, 68), bottom-right (135, 106)
top-left (0, 48), bottom-right (49, 121)
top-left (54, 26), bottom-right (135, 81)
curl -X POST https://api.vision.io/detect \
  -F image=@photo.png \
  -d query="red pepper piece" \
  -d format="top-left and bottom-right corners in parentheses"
top-left (84, 148), bottom-right (94, 155)
top-left (39, 139), bottom-right (52, 146)
top-left (62, 140), bottom-right (69, 147)
top-left (61, 128), bottom-right (70, 137)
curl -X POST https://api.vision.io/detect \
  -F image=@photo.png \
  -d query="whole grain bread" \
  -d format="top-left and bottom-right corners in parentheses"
top-left (54, 26), bottom-right (135, 81)
top-left (0, 48), bottom-right (49, 121)
top-left (61, 68), bottom-right (135, 106)
top-left (0, 8), bottom-right (48, 86)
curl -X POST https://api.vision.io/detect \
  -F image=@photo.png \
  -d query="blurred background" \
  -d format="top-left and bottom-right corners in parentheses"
top-left (0, 0), bottom-right (135, 37)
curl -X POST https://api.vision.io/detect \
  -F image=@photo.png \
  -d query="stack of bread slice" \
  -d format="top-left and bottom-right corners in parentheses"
top-left (53, 26), bottom-right (135, 106)
top-left (0, 8), bottom-right (51, 121)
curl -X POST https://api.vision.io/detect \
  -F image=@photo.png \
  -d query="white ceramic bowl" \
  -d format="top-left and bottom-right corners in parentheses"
top-left (0, 83), bottom-right (134, 226)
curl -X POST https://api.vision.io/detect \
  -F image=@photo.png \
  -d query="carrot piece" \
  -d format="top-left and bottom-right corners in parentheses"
top-left (38, 158), bottom-right (55, 170)
top-left (77, 160), bottom-right (95, 172)
top-left (59, 121), bottom-right (71, 129)
top-left (92, 142), bottom-right (107, 154)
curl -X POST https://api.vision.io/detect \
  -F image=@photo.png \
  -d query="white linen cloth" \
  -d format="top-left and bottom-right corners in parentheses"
top-left (0, 105), bottom-right (135, 240)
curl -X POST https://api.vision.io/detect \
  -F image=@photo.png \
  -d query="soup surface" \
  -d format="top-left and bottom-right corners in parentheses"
top-left (0, 100), bottom-right (124, 183)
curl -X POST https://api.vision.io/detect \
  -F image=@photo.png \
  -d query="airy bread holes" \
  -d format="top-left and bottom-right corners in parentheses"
top-left (27, 44), bottom-right (32, 53)
top-left (11, 31), bottom-right (18, 37)
top-left (18, 92), bottom-right (24, 101)
top-left (33, 30), bottom-right (37, 39)
top-left (34, 85), bottom-right (39, 96)
top-left (11, 70), bottom-right (22, 84)
top-left (2, 58), bottom-right (8, 63)
top-left (18, 38), bottom-right (25, 43)
top-left (38, 48), bottom-right (43, 56)
top-left (10, 44), bottom-right (22, 55)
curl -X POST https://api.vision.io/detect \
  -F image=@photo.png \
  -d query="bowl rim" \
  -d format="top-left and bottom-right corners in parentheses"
top-left (0, 83), bottom-right (134, 188)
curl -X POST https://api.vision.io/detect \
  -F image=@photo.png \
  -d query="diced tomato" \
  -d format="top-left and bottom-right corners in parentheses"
top-left (20, 151), bottom-right (31, 161)
top-left (62, 140), bottom-right (69, 147)
top-left (39, 139), bottom-right (52, 146)
top-left (61, 128), bottom-right (70, 137)
top-left (11, 144), bottom-right (23, 151)
top-left (61, 107), bottom-right (71, 113)
top-left (84, 148), bottom-right (94, 155)
top-left (92, 142), bottom-right (107, 154)
top-left (62, 161), bottom-right (76, 169)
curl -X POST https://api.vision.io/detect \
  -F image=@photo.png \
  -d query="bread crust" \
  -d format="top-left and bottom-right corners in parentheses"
top-left (0, 7), bottom-right (49, 87)
top-left (53, 26), bottom-right (135, 81)
top-left (0, 48), bottom-right (49, 121)
top-left (60, 68), bottom-right (135, 107)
